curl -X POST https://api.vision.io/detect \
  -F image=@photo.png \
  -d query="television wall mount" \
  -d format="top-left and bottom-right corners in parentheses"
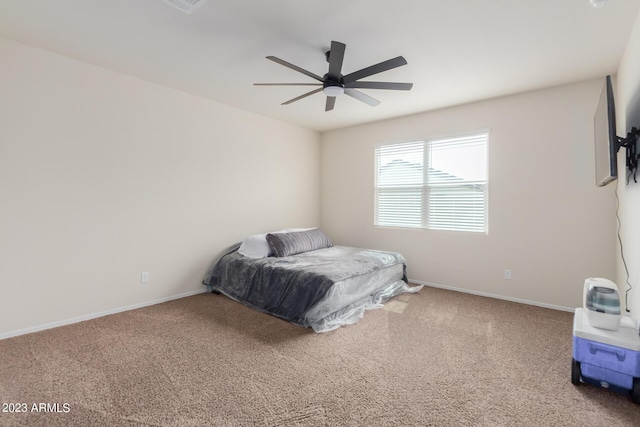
top-left (617, 127), bottom-right (640, 182)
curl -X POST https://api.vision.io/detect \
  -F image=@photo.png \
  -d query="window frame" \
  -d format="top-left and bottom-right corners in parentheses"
top-left (374, 130), bottom-right (489, 233)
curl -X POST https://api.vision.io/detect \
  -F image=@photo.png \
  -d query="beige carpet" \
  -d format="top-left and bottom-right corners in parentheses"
top-left (1, 286), bottom-right (639, 426)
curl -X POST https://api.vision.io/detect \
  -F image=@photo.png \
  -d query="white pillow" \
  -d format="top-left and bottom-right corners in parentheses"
top-left (238, 228), bottom-right (314, 258)
top-left (238, 233), bottom-right (271, 258)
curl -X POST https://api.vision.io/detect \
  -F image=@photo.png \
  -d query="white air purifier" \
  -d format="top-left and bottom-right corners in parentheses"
top-left (583, 278), bottom-right (621, 331)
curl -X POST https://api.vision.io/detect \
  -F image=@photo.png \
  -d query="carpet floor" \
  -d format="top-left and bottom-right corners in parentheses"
top-left (1, 286), bottom-right (639, 426)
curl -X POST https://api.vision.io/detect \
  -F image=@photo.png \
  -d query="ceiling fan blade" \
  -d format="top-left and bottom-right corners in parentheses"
top-left (266, 56), bottom-right (324, 82)
top-left (254, 83), bottom-right (322, 86)
top-left (327, 41), bottom-right (346, 81)
top-left (325, 96), bottom-right (336, 112)
top-left (344, 81), bottom-right (413, 91)
top-left (281, 87), bottom-right (323, 105)
top-left (344, 89), bottom-right (381, 107)
top-left (342, 56), bottom-right (408, 85)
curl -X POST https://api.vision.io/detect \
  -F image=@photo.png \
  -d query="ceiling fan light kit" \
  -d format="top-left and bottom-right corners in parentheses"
top-left (255, 40), bottom-right (413, 112)
top-left (323, 85), bottom-right (344, 97)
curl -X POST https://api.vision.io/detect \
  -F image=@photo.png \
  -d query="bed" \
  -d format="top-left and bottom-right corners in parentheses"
top-left (202, 228), bottom-right (422, 332)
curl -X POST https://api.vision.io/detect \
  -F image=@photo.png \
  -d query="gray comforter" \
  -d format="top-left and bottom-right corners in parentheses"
top-left (202, 245), bottom-right (408, 328)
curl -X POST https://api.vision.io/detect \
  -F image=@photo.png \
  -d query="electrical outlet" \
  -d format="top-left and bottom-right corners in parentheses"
top-left (141, 272), bottom-right (150, 284)
top-left (504, 269), bottom-right (512, 280)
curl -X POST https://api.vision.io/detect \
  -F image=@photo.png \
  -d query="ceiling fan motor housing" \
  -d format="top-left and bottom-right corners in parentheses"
top-left (322, 72), bottom-right (344, 96)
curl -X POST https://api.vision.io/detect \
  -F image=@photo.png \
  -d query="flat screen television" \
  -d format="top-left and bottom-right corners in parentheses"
top-left (594, 75), bottom-right (618, 187)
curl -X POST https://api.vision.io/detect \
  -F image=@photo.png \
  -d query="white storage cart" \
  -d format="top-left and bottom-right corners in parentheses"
top-left (572, 308), bottom-right (640, 403)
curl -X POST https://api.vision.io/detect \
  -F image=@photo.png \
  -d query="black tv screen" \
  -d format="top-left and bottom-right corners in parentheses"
top-left (594, 75), bottom-right (618, 187)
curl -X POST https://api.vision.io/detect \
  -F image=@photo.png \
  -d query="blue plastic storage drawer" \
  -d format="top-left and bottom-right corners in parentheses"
top-left (572, 308), bottom-right (640, 400)
top-left (573, 336), bottom-right (640, 389)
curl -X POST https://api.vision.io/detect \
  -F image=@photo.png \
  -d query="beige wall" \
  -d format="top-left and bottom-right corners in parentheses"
top-left (0, 38), bottom-right (320, 338)
top-left (616, 11), bottom-right (640, 319)
top-left (321, 80), bottom-right (617, 310)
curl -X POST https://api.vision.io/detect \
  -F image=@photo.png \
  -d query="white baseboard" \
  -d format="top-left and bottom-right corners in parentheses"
top-left (411, 279), bottom-right (575, 313)
top-left (0, 288), bottom-right (208, 341)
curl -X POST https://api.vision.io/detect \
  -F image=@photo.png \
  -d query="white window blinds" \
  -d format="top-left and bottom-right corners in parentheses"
top-left (375, 132), bottom-right (488, 233)
top-left (375, 142), bottom-right (424, 228)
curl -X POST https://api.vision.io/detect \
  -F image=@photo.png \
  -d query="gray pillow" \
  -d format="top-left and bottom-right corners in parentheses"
top-left (265, 228), bottom-right (333, 257)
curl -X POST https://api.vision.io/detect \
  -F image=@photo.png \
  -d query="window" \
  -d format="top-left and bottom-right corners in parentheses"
top-left (374, 132), bottom-right (488, 232)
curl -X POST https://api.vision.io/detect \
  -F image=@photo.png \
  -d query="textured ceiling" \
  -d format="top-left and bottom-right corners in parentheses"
top-left (0, 0), bottom-right (639, 131)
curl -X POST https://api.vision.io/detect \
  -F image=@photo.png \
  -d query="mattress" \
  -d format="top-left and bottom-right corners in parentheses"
top-left (202, 245), bottom-right (422, 332)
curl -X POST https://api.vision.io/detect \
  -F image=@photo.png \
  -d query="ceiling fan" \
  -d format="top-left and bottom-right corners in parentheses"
top-left (254, 41), bottom-right (413, 112)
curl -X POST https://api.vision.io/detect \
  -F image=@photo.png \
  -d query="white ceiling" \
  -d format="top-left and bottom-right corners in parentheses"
top-left (1, 0), bottom-right (639, 132)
